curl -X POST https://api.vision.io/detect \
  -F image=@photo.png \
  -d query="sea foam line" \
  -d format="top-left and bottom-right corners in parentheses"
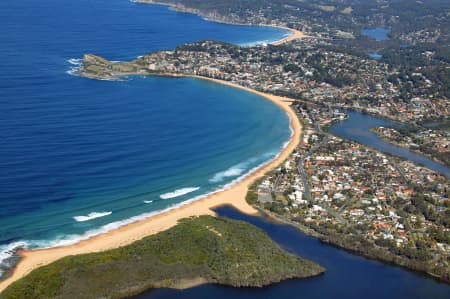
top-left (159, 187), bottom-right (200, 199)
top-left (73, 211), bottom-right (112, 222)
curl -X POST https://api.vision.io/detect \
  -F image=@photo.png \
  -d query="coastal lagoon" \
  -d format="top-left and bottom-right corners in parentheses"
top-left (0, 0), bottom-right (291, 274)
top-left (135, 206), bottom-right (450, 299)
top-left (330, 111), bottom-right (450, 178)
top-left (361, 28), bottom-right (390, 41)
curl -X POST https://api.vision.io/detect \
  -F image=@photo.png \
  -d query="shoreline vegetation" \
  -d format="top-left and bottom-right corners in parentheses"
top-left (0, 40), bottom-right (304, 293)
top-left (0, 216), bottom-right (325, 298)
top-left (369, 127), bottom-right (449, 168)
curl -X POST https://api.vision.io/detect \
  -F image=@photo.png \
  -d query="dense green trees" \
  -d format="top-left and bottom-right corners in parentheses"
top-left (1, 216), bottom-right (324, 299)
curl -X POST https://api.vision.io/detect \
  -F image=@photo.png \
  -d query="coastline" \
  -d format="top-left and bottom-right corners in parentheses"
top-left (135, 0), bottom-right (307, 45)
top-left (0, 77), bottom-right (302, 293)
top-left (270, 25), bottom-right (308, 45)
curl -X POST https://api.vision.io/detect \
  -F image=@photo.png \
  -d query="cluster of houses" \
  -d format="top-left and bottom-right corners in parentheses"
top-left (136, 39), bottom-right (448, 124)
top-left (256, 103), bottom-right (449, 261)
top-left (373, 126), bottom-right (449, 166)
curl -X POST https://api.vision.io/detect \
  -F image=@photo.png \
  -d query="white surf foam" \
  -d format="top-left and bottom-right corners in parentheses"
top-left (143, 200), bottom-right (153, 204)
top-left (159, 187), bottom-right (200, 199)
top-left (0, 241), bottom-right (28, 277)
top-left (0, 82), bottom-right (296, 280)
top-left (5, 111), bottom-right (293, 256)
top-left (73, 211), bottom-right (112, 222)
top-left (36, 203), bottom-right (195, 248)
top-left (68, 58), bottom-right (82, 65)
top-left (240, 40), bottom-right (270, 47)
top-left (10, 138), bottom-right (289, 253)
top-left (0, 241), bottom-right (27, 261)
top-left (209, 165), bottom-right (246, 183)
top-left (66, 58), bottom-right (83, 76)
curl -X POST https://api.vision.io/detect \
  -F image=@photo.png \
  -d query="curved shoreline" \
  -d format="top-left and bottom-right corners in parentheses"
top-left (135, 0), bottom-right (307, 45)
top-left (270, 25), bottom-right (308, 45)
top-left (0, 77), bottom-right (302, 293)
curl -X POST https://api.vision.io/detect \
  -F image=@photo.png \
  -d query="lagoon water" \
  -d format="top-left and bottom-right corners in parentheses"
top-left (361, 28), bottom-right (390, 41)
top-left (135, 206), bottom-right (450, 299)
top-left (330, 111), bottom-right (450, 178)
top-left (0, 0), bottom-right (291, 272)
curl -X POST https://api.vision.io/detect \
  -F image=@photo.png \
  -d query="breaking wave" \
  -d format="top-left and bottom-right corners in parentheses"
top-left (209, 165), bottom-right (247, 183)
top-left (73, 211), bottom-right (112, 222)
top-left (159, 187), bottom-right (200, 199)
top-left (0, 241), bottom-right (28, 278)
top-left (66, 58), bottom-right (83, 76)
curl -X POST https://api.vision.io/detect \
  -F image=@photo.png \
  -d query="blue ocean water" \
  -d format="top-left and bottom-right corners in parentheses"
top-left (0, 0), bottom-right (291, 273)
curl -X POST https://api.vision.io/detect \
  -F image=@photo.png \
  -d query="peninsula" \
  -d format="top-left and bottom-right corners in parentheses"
top-left (0, 216), bottom-right (324, 298)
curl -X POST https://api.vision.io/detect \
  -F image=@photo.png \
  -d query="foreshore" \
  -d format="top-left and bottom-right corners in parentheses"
top-left (0, 77), bottom-right (302, 293)
top-left (271, 26), bottom-right (308, 45)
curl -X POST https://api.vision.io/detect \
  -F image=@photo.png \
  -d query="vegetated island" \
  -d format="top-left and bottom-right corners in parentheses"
top-left (0, 216), bottom-right (324, 299)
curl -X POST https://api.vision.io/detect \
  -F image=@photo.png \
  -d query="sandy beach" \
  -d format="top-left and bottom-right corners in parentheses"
top-left (0, 77), bottom-right (302, 293)
top-left (271, 26), bottom-right (308, 45)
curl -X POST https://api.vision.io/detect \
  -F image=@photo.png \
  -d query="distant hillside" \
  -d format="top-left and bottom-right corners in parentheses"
top-left (0, 216), bottom-right (324, 299)
top-left (140, 0), bottom-right (449, 41)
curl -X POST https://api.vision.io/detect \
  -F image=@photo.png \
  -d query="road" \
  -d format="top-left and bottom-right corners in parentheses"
top-left (297, 111), bottom-right (330, 203)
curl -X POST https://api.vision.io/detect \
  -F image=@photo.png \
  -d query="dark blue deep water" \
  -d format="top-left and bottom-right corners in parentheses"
top-left (135, 206), bottom-right (450, 299)
top-left (0, 0), bottom-right (291, 271)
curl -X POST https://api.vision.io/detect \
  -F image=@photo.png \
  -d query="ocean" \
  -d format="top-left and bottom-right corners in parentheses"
top-left (0, 0), bottom-right (291, 274)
